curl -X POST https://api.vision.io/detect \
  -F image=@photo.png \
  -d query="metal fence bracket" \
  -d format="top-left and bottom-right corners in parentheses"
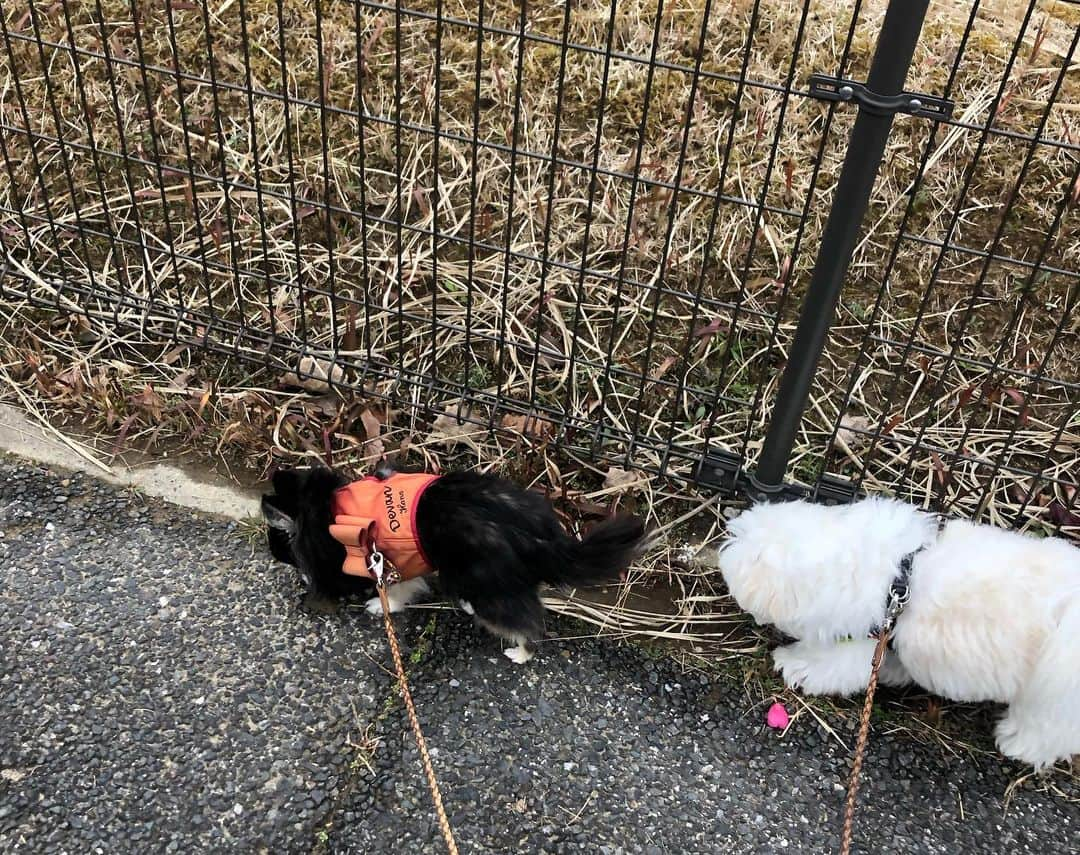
top-left (808, 73), bottom-right (955, 120)
top-left (810, 473), bottom-right (860, 505)
top-left (693, 450), bottom-right (744, 493)
top-left (697, 450), bottom-right (860, 505)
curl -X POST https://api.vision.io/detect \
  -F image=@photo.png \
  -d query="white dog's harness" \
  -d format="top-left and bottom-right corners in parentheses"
top-left (870, 513), bottom-right (947, 645)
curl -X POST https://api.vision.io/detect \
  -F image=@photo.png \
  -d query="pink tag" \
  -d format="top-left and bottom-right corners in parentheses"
top-left (766, 702), bottom-right (790, 730)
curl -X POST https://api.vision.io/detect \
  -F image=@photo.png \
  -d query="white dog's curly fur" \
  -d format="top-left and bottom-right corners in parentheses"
top-left (719, 496), bottom-right (1080, 770)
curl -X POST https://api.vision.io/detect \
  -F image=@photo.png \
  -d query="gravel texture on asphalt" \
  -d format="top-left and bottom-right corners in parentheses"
top-left (1, 460), bottom-right (1077, 854)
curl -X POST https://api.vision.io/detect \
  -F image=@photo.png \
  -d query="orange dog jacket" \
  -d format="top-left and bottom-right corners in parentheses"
top-left (328, 473), bottom-right (439, 581)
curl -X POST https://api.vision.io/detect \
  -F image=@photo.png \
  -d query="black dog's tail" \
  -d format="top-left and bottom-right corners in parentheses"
top-left (542, 514), bottom-right (648, 587)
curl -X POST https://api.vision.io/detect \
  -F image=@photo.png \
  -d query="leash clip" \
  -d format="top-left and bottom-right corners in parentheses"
top-left (881, 585), bottom-right (909, 633)
top-left (367, 548), bottom-right (386, 586)
top-left (367, 544), bottom-right (401, 588)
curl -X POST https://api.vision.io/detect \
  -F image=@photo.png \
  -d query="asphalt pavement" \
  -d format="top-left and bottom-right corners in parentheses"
top-left (1, 459), bottom-right (1077, 854)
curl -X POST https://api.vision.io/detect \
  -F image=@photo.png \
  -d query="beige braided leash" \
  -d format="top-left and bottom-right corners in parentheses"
top-left (841, 520), bottom-right (939, 854)
top-left (369, 548), bottom-right (460, 855)
top-left (839, 628), bottom-right (890, 855)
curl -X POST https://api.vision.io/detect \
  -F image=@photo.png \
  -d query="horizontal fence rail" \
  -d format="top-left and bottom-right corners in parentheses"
top-left (0, 0), bottom-right (1076, 539)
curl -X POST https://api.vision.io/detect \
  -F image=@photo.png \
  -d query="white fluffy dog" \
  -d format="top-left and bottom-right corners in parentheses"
top-left (718, 495), bottom-right (1080, 770)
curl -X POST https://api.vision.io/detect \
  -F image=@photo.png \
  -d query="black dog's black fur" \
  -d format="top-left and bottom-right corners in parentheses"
top-left (262, 465), bottom-right (647, 654)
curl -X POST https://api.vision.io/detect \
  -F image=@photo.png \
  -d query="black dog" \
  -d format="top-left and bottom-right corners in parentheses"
top-left (261, 465), bottom-right (647, 662)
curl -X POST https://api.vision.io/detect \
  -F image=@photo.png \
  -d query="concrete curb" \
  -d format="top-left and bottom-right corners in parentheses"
top-left (0, 403), bottom-right (261, 520)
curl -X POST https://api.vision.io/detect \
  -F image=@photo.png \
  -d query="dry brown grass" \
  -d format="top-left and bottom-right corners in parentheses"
top-left (0, 0), bottom-right (1077, 662)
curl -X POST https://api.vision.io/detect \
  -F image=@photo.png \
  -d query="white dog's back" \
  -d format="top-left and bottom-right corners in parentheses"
top-left (895, 519), bottom-right (1080, 703)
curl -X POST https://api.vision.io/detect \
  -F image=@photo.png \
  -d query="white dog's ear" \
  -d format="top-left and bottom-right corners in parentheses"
top-left (261, 495), bottom-right (297, 533)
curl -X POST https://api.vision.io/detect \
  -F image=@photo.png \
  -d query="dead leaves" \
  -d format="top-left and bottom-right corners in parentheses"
top-left (930, 452), bottom-right (953, 490)
top-left (280, 356), bottom-right (345, 393)
top-left (1047, 499), bottom-right (1080, 529)
top-left (129, 384), bottom-right (165, 423)
top-left (339, 306), bottom-right (359, 352)
top-left (654, 355), bottom-right (678, 381)
top-left (500, 413), bottom-right (555, 441)
top-left (601, 466), bottom-right (644, 493)
top-left (358, 407), bottom-right (386, 462)
top-left (835, 415), bottom-right (872, 451)
top-left (956, 383), bottom-right (1030, 425)
top-left (428, 404), bottom-right (479, 449)
top-left (1001, 388), bottom-right (1031, 425)
top-left (359, 408), bottom-right (381, 444)
top-left (693, 317), bottom-right (723, 344)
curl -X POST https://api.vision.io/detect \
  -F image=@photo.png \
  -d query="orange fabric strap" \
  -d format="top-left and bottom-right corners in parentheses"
top-left (328, 514), bottom-right (380, 578)
top-left (328, 474), bottom-right (438, 581)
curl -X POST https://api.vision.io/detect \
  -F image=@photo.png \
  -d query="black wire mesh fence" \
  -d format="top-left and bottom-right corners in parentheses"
top-left (0, 0), bottom-right (1076, 537)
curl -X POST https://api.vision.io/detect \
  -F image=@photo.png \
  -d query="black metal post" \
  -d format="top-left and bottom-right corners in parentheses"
top-left (751, 0), bottom-right (933, 494)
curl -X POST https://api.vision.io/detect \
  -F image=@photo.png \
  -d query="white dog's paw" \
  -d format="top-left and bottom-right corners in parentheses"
top-left (772, 645), bottom-right (813, 690)
top-left (772, 642), bottom-right (866, 697)
top-left (365, 596), bottom-right (407, 616)
top-left (460, 600), bottom-right (475, 615)
top-left (994, 714), bottom-right (1063, 771)
top-left (503, 645), bottom-right (534, 665)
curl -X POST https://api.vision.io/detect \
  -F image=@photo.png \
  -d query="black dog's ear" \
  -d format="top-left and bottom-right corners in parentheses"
top-left (261, 494), bottom-right (297, 533)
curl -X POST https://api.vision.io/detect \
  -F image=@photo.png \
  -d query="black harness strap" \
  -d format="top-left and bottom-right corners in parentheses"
top-left (871, 513), bottom-right (947, 644)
